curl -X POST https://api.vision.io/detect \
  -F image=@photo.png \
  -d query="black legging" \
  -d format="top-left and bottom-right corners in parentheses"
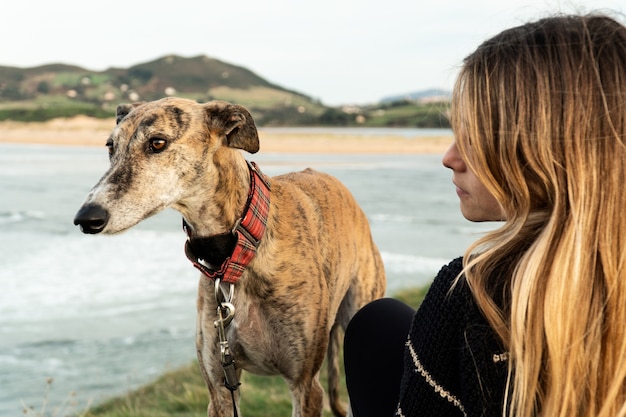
top-left (344, 298), bottom-right (416, 417)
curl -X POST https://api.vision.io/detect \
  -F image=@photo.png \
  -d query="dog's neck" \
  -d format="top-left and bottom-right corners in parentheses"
top-left (177, 153), bottom-right (251, 237)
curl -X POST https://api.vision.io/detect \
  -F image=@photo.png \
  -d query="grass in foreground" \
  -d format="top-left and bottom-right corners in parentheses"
top-left (84, 364), bottom-right (313, 417)
top-left (28, 287), bottom-right (430, 417)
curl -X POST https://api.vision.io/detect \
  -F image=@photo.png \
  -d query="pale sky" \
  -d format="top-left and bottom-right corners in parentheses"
top-left (3, 0), bottom-right (625, 105)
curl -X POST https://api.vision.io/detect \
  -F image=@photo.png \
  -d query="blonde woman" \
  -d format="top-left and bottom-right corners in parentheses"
top-left (344, 13), bottom-right (626, 417)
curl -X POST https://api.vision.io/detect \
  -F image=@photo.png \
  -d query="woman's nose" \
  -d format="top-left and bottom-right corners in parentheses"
top-left (442, 141), bottom-right (465, 171)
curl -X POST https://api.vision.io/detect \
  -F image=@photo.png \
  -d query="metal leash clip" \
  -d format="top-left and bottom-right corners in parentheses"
top-left (215, 277), bottom-right (235, 310)
top-left (214, 302), bottom-right (239, 390)
top-left (213, 277), bottom-right (240, 391)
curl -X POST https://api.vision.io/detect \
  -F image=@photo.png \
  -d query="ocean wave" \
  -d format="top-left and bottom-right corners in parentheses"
top-left (0, 231), bottom-right (450, 324)
top-left (0, 210), bottom-right (45, 225)
top-left (0, 230), bottom-right (197, 325)
top-left (381, 251), bottom-right (448, 274)
top-left (20, 339), bottom-right (78, 349)
top-left (370, 213), bottom-right (416, 224)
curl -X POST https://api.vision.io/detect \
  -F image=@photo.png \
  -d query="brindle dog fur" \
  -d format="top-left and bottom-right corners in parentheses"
top-left (73, 97), bottom-right (386, 417)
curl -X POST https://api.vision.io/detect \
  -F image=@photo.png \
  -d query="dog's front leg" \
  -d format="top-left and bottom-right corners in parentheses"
top-left (289, 374), bottom-right (325, 417)
top-left (196, 286), bottom-right (240, 417)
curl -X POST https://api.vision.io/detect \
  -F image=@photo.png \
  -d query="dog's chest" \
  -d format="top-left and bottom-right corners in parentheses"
top-left (224, 301), bottom-right (287, 374)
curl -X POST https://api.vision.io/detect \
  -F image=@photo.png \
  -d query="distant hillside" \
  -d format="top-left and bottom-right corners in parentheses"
top-left (380, 88), bottom-right (451, 104)
top-left (0, 55), bottom-right (330, 125)
top-left (0, 55), bottom-right (450, 127)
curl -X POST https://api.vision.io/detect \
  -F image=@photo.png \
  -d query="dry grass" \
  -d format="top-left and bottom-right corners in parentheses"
top-left (21, 378), bottom-right (92, 417)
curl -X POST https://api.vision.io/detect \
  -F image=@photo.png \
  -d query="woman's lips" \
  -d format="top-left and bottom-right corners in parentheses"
top-left (454, 182), bottom-right (469, 197)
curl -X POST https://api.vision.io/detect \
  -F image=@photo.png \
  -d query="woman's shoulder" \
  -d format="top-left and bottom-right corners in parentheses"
top-left (411, 256), bottom-right (493, 350)
top-left (410, 256), bottom-right (473, 344)
top-left (425, 256), bottom-right (469, 305)
top-left (435, 256), bottom-right (464, 283)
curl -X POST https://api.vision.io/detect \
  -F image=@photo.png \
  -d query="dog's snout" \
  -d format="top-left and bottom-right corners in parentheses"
top-left (73, 204), bottom-right (110, 234)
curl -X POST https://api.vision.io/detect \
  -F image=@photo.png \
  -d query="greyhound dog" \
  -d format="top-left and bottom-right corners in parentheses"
top-left (73, 97), bottom-right (386, 417)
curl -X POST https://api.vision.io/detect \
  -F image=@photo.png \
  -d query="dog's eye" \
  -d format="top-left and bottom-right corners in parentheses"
top-left (106, 139), bottom-right (114, 157)
top-left (149, 138), bottom-right (168, 153)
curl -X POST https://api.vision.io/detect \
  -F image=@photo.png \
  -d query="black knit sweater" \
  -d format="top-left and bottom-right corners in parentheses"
top-left (395, 257), bottom-right (509, 417)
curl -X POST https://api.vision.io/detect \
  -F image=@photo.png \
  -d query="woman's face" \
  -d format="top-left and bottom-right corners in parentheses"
top-left (442, 141), bottom-right (505, 222)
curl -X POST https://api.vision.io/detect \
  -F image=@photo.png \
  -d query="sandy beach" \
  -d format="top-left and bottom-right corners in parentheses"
top-left (0, 116), bottom-right (453, 154)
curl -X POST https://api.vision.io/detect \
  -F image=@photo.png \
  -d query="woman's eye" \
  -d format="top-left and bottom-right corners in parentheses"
top-left (149, 138), bottom-right (167, 153)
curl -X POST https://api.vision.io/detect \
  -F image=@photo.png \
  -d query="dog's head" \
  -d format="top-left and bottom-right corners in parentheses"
top-left (73, 97), bottom-right (259, 235)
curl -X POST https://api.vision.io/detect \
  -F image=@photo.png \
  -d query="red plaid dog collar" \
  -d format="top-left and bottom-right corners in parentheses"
top-left (184, 161), bottom-right (271, 284)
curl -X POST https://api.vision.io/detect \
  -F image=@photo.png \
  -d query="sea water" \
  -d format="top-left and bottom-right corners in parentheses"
top-left (0, 138), bottom-right (496, 415)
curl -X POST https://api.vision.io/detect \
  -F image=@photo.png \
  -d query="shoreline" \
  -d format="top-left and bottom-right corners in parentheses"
top-left (0, 116), bottom-right (453, 154)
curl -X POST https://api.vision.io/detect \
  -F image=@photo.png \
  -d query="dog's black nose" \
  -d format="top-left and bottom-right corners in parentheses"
top-left (73, 203), bottom-right (110, 234)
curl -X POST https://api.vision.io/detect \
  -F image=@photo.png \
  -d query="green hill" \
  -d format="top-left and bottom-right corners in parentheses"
top-left (0, 55), bottom-right (450, 127)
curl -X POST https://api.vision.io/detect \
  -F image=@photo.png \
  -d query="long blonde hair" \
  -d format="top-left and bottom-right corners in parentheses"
top-left (450, 14), bottom-right (626, 417)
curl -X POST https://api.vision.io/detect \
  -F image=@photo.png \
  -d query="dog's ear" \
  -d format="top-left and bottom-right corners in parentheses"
top-left (206, 101), bottom-right (260, 154)
top-left (115, 102), bottom-right (145, 124)
top-left (225, 108), bottom-right (260, 154)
